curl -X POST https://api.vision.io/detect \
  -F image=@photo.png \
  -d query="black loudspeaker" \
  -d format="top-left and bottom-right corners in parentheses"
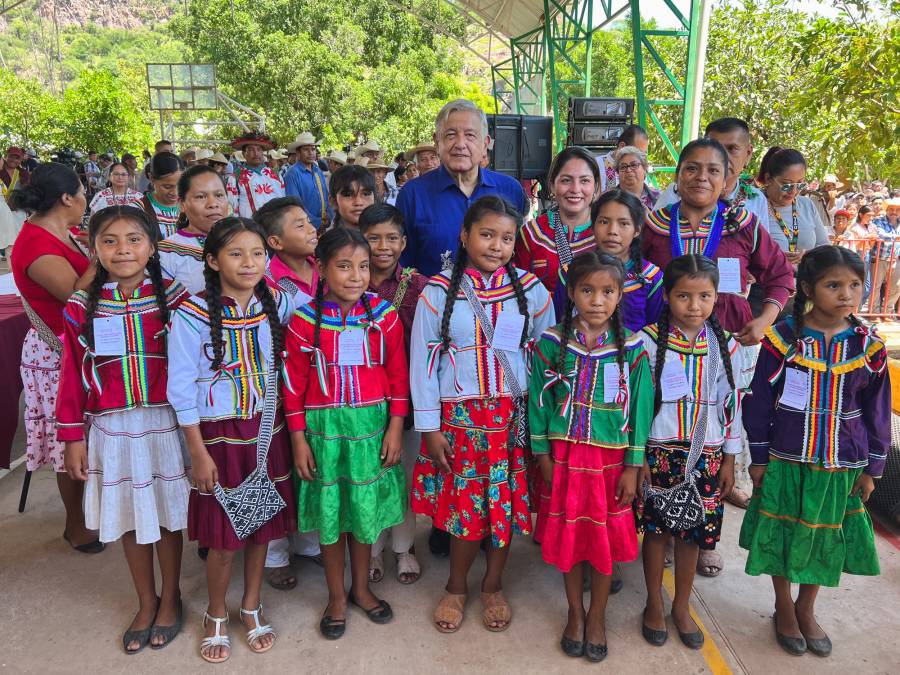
top-left (869, 413), bottom-right (900, 524)
top-left (487, 114), bottom-right (553, 180)
top-left (567, 122), bottom-right (629, 147)
top-left (568, 97), bottom-right (635, 121)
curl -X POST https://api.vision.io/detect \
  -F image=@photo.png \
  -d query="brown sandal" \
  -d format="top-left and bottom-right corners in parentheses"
top-left (433, 592), bottom-right (466, 633)
top-left (481, 591), bottom-right (511, 632)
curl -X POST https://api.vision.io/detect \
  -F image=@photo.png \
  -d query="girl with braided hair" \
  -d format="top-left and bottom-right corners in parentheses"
top-left (638, 254), bottom-right (750, 651)
top-left (528, 251), bottom-right (653, 662)
top-left (282, 226), bottom-right (410, 640)
top-left (57, 205), bottom-right (191, 654)
top-left (553, 189), bottom-right (664, 328)
top-left (741, 245), bottom-right (886, 658)
top-left (167, 217), bottom-right (296, 663)
top-left (409, 195), bottom-right (554, 634)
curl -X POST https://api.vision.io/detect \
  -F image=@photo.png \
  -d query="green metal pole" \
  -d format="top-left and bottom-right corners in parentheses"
top-left (630, 0), bottom-right (647, 129)
top-left (542, 0), bottom-right (562, 150)
top-left (584, 0), bottom-right (593, 96)
top-left (681, 0), bottom-right (711, 147)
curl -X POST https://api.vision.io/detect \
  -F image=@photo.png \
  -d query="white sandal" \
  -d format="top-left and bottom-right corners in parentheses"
top-left (200, 612), bottom-right (231, 664)
top-left (240, 604), bottom-right (277, 653)
top-left (396, 551), bottom-right (421, 584)
top-left (368, 553), bottom-right (385, 583)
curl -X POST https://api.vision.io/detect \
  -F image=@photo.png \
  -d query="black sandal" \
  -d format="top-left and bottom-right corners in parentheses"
top-left (349, 596), bottom-right (393, 624)
top-left (319, 613), bottom-right (346, 640)
top-left (123, 598), bottom-right (159, 655)
top-left (150, 597), bottom-right (183, 650)
top-left (63, 530), bottom-right (105, 554)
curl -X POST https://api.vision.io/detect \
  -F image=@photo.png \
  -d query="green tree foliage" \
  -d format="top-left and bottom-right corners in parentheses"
top-left (0, 69), bottom-right (59, 147)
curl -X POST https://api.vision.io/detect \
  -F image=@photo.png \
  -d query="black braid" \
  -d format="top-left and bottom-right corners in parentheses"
top-left (313, 278), bottom-right (325, 350)
top-left (204, 267), bottom-right (226, 371)
top-left (440, 246), bottom-right (467, 351)
top-left (360, 291), bottom-right (375, 324)
top-left (707, 314), bottom-right (735, 393)
top-left (555, 296), bottom-right (575, 379)
top-left (255, 279), bottom-right (283, 368)
top-left (652, 304), bottom-right (671, 417)
top-left (147, 252), bottom-right (169, 329)
top-left (82, 265), bottom-right (110, 351)
top-left (610, 303), bottom-right (626, 376)
top-left (792, 283), bottom-right (807, 351)
top-left (505, 261), bottom-right (530, 346)
top-left (629, 237), bottom-right (647, 285)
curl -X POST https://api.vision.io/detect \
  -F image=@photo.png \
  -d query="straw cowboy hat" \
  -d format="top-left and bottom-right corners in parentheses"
top-left (268, 149), bottom-right (287, 161)
top-left (326, 150), bottom-right (348, 165)
top-left (365, 158), bottom-right (391, 171)
top-left (209, 152), bottom-right (229, 165)
top-left (231, 130), bottom-right (275, 150)
top-left (287, 132), bottom-right (321, 152)
top-left (359, 139), bottom-right (382, 154)
top-left (405, 143), bottom-right (437, 162)
top-left (195, 148), bottom-right (214, 161)
top-left (823, 174), bottom-right (845, 190)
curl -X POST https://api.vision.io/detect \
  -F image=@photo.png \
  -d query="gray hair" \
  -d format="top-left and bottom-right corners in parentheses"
top-left (614, 145), bottom-right (649, 171)
top-left (435, 99), bottom-right (488, 139)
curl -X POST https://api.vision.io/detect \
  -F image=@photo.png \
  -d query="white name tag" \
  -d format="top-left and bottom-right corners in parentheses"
top-left (778, 367), bottom-right (809, 410)
top-left (491, 312), bottom-right (526, 353)
top-left (337, 329), bottom-right (366, 366)
top-left (717, 257), bottom-right (742, 294)
top-left (92, 316), bottom-right (126, 356)
top-left (603, 362), bottom-right (629, 403)
top-left (660, 358), bottom-right (690, 400)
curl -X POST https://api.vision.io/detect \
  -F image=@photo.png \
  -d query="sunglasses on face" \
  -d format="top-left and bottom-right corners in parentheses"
top-left (775, 179), bottom-right (807, 193)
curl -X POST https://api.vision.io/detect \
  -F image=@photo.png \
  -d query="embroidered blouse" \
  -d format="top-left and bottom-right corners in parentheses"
top-left (639, 323), bottom-right (753, 455)
top-left (159, 228), bottom-right (206, 295)
top-left (409, 267), bottom-right (555, 432)
top-left (166, 288), bottom-right (292, 427)
top-left (528, 326), bottom-right (653, 466)
top-left (368, 265), bottom-right (428, 354)
top-left (514, 210), bottom-right (596, 294)
top-left (641, 202), bottom-right (795, 332)
top-left (226, 165), bottom-right (285, 218)
top-left (282, 293), bottom-right (410, 432)
top-left (144, 192), bottom-right (181, 239)
top-left (552, 258), bottom-right (664, 331)
top-left (56, 279), bottom-right (190, 441)
top-left (743, 319), bottom-right (890, 477)
top-left (88, 187), bottom-right (144, 214)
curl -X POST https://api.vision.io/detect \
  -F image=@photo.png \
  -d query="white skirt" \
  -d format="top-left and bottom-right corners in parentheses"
top-left (84, 406), bottom-right (190, 544)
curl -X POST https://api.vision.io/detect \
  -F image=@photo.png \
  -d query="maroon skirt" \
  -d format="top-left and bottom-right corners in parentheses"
top-left (188, 414), bottom-right (297, 551)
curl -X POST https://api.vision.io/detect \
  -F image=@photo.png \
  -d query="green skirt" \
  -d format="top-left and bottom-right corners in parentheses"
top-left (296, 402), bottom-right (406, 545)
top-left (739, 456), bottom-right (880, 587)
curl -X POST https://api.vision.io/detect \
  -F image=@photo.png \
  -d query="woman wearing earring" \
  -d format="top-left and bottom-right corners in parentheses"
top-left (514, 146), bottom-right (599, 294)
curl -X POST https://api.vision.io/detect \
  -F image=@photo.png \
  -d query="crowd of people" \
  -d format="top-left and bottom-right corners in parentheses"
top-left (2, 98), bottom-right (893, 664)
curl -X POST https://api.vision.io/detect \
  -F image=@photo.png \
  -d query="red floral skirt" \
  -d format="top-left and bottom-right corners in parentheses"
top-left (410, 397), bottom-right (530, 548)
top-left (538, 440), bottom-right (638, 574)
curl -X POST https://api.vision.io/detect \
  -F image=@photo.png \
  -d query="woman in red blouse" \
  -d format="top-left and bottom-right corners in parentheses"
top-left (9, 163), bottom-right (99, 552)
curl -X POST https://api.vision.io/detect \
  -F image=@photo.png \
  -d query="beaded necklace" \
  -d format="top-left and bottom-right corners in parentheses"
top-left (768, 200), bottom-right (799, 252)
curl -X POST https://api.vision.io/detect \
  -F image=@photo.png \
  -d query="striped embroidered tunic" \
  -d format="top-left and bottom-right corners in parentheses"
top-left (514, 211), bottom-right (596, 294)
top-left (639, 323), bottom-right (752, 455)
top-left (159, 228), bottom-right (206, 294)
top-left (528, 326), bottom-right (653, 466)
top-left (166, 289), bottom-right (292, 427)
top-left (640, 202), bottom-right (794, 332)
top-left (409, 267), bottom-right (555, 432)
top-left (56, 279), bottom-right (190, 441)
top-left (281, 293), bottom-right (410, 432)
top-left (743, 319), bottom-right (890, 477)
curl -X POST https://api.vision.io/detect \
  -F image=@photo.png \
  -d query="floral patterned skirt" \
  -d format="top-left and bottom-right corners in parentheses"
top-left (639, 442), bottom-right (724, 550)
top-left (411, 397), bottom-right (530, 548)
top-left (20, 329), bottom-right (65, 472)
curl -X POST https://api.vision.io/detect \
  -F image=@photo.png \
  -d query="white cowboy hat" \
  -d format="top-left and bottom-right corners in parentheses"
top-left (359, 139), bottom-right (382, 154)
top-left (405, 143), bottom-right (437, 162)
top-left (195, 148), bottom-right (214, 161)
top-left (209, 152), bottom-right (229, 165)
top-left (287, 132), bottom-right (321, 152)
top-left (326, 150), bottom-right (348, 165)
top-left (268, 149), bottom-right (287, 160)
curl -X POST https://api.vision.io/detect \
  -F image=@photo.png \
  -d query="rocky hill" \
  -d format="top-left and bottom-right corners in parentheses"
top-left (4, 0), bottom-right (177, 30)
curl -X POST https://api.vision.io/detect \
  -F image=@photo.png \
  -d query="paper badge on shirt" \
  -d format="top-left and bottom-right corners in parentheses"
top-left (717, 258), bottom-right (742, 294)
top-left (603, 362), bottom-right (630, 403)
top-left (338, 328), bottom-right (366, 366)
top-left (92, 316), bottom-right (126, 356)
top-left (778, 367), bottom-right (810, 411)
top-left (491, 312), bottom-right (526, 353)
top-left (660, 358), bottom-right (690, 400)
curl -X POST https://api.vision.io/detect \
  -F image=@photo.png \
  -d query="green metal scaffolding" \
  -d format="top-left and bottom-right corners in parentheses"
top-left (491, 0), bottom-right (711, 166)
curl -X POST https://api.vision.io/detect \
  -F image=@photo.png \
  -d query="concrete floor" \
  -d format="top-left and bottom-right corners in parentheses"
top-left (2, 466), bottom-right (899, 674)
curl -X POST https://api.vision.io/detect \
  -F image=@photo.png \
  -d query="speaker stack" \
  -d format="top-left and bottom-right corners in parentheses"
top-left (566, 97), bottom-right (635, 153)
top-left (486, 114), bottom-right (554, 180)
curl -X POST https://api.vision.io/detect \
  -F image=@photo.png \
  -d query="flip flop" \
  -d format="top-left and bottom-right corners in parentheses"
top-left (433, 592), bottom-right (465, 633)
top-left (480, 590), bottom-right (511, 632)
